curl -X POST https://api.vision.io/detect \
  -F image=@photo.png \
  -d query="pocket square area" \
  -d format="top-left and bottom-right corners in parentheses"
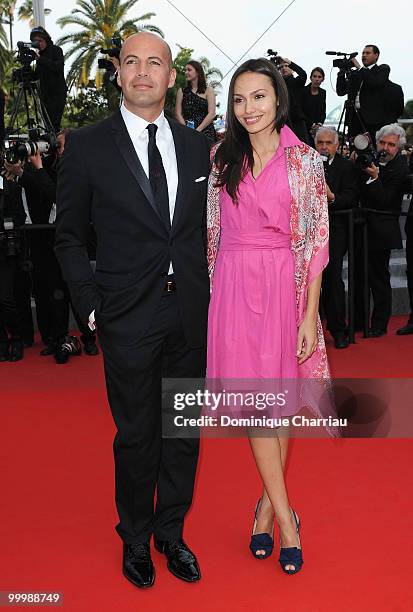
top-left (194, 176), bottom-right (207, 182)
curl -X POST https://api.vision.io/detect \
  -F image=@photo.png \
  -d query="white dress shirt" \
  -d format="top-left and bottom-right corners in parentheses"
top-left (89, 104), bottom-right (178, 329)
top-left (355, 62), bottom-right (375, 109)
top-left (120, 103), bottom-right (178, 227)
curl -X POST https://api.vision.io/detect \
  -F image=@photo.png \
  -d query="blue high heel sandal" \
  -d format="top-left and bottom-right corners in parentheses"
top-left (249, 499), bottom-right (274, 560)
top-left (279, 508), bottom-right (303, 575)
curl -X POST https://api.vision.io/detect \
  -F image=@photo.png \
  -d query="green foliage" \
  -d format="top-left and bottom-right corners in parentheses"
top-left (56, 0), bottom-right (163, 89)
top-left (165, 45), bottom-right (193, 112)
top-left (402, 99), bottom-right (413, 119)
top-left (63, 85), bottom-right (111, 127)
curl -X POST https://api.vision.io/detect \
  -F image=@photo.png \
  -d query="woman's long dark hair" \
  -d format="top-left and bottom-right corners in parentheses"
top-left (185, 60), bottom-right (207, 94)
top-left (215, 58), bottom-right (289, 203)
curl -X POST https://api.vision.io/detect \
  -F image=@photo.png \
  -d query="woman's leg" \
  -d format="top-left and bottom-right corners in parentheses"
top-left (249, 431), bottom-right (300, 570)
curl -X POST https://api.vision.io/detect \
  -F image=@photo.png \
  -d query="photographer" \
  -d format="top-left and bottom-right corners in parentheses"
top-left (0, 175), bottom-right (26, 361)
top-left (315, 127), bottom-right (360, 348)
top-left (358, 124), bottom-right (409, 336)
top-left (336, 44), bottom-right (392, 143)
top-left (397, 153), bottom-right (413, 335)
top-left (278, 58), bottom-right (309, 143)
top-left (4, 132), bottom-right (98, 363)
top-left (30, 27), bottom-right (67, 132)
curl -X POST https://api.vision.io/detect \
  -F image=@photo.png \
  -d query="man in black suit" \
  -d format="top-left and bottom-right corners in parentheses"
top-left (55, 33), bottom-right (210, 588)
top-left (359, 123), bottom-right (409, 336)
top-left (336, 45), bottom-right (391, 143)
top-left (315, 127), bottom-right (360, 348)
top-left (279, 58), bottom-right (308, 143)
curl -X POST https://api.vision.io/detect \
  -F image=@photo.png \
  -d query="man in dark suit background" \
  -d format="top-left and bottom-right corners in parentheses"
top-left (358, 123), bottom-right (409, 336)
top-left (279, 57), bottom-right (308, 143)
top-left (55, 33), bottom-right (210, 588)
top-left (315, 127), bottom-right (360, 348)
top-left (337, 44), bottom-right (391, 143)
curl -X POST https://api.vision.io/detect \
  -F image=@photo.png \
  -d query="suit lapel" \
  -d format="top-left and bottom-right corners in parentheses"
top-left (110, 111), bottom-right (161, 222)
top-left (168, 118), bottom-right (187, 231)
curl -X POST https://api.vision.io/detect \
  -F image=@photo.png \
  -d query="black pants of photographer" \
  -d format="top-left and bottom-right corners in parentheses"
top-left (368, 249), bottom-right (392, 331)
top-left (32, 255), bottom-right (93, 344)
top-left (322, 226), bottom-right (348, 336)
top-left (404, 218), bottom-right (413, 324)
top-left (0, 259), bottom-right (22, 340)
top-left (44, 96), bottom-right (66, 133)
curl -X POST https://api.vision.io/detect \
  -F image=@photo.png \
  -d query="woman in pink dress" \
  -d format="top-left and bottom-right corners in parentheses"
top-left (207, 59), bottom-right (331, 575)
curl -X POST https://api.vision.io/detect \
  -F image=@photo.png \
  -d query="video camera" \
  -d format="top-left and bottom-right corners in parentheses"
top-left (11, 40), bottom-right (41, 84)
top-left (326, 50), bottom-right (358, 71)
top-left (267, 49), bottom-right (284, 67)
top-left (98, 36), bottom-right (122, 70)
top-left (353, 133), bottom-right (386, 169)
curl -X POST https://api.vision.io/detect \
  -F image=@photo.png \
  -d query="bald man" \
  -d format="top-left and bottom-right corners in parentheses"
top-left (55, 33), bottom-right (210, 588)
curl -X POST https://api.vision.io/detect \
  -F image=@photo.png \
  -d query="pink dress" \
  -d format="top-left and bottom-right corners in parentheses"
top-left (207, 128), bottom-right (302, 412)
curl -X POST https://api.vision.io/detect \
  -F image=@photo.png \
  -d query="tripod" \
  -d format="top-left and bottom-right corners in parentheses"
top-left (336, 68), bottom-right (369, 155)
top-left (6, 65), bottom-right (55, 141)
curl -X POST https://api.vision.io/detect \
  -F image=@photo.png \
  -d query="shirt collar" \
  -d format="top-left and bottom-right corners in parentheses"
top-left (120, 102), bottom-right (167, 136)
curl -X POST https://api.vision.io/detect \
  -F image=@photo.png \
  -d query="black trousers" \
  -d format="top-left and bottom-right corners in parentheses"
top-left (99, 292), bottom-right (206, 544)
top-left (31, 235), bottom-right (93, 343)
top-left (0, 259), bottom-right (21, 339)
top-left (322, 226), bottom-right (348, 335)
top-left (368, 249), bottom-right (392, 330)
top-left (405, 221), bottom-right (413, 323)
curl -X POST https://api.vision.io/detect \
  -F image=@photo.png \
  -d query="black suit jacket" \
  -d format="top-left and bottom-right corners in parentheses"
top-left (325, 154), bottom-right (360, 230)
top-left (55, 111), bottom-right (211, 347)
top-left (360, 152), bottom-right (409, 250)
top-left (336, 63), bottom-right (390, 125)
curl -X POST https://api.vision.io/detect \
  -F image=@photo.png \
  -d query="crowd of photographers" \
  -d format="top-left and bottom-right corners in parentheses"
top-left (0, 34), bottom-right (412, 362)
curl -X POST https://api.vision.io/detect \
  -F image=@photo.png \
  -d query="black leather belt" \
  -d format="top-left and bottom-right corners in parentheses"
top-left (163, 274), bottom-right (176, 292)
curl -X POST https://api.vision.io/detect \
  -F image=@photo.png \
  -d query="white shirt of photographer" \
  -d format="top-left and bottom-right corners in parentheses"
top-left (88, 103), bottom-right (178, 330)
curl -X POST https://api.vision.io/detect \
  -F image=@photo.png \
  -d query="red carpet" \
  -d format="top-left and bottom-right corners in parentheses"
top-left (1, 315), bottom-right (413, 611)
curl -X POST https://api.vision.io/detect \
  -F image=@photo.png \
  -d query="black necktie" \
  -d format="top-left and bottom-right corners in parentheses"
top-left (146, 123), bottom-right (171, 229)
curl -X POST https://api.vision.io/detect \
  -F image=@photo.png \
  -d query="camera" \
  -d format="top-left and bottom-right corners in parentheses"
top-left (0, 218), bottom-right (21, 258)
top-left (326, 50), bottom-right (358, 72)
top-left (267, 49), bottom-right (284, 67)
top-left (4, 130), bottom-right (57, 164)
top-left (11, 40), bottom-right (41, 85)
top-left (98, 35), bottom-right (122, 70)
top-left (353, 133), bottom-right (386, 169)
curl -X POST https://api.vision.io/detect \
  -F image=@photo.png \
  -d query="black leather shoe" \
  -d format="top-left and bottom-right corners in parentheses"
top-left (367, 328), bottom-right (387, 338)
top-left (82, 337), bottom-right (99, 355)
top-left (0, 341), bottom-right (9, 362)
top-left (123, 542), bottom-right (155, 589)
top-left (333, 333), bottom-right (349, 349)
top-left (9, 339), bottom-right (24, 362)
top-left (396, 323), bottom-right (413, 336)
top-left (154, 538), bottom-right (201, 582)
top-left (40, 343), bottom-right (55, 356)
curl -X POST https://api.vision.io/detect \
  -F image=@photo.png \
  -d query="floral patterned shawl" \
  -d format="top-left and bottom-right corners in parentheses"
top-left (207, 134), bottom-right (334, 425)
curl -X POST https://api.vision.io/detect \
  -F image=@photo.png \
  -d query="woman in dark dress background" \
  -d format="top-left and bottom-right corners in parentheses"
top-left (302, 67), bottom-right (326, 145)
top-left (175, 60), bottom-right (217, 144)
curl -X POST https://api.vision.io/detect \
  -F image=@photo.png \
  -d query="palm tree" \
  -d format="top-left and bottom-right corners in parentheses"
top-left (56, 0), bottom-right (163, 89)
top-left (199, 56), bottom-right (223, 93)
top-left (17, 0), bottom-right (51, 28)
top-left (0, 0), bottom-right (16, 49)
